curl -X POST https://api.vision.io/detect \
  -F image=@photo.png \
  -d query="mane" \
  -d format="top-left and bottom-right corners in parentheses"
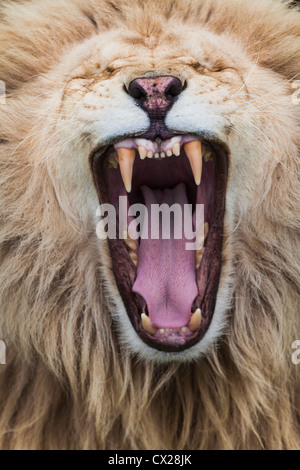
top-left (0, 0), bottom-right (299, 449)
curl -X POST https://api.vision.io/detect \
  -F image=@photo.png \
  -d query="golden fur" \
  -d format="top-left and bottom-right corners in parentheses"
top-left (0, 0), bottom-right (300, 449)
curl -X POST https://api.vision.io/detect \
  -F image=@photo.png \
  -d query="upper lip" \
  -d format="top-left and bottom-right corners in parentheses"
top-left (92, 128), bottom-right (227, 160)
top-left (114, 134), bottom-right (204, 192)
top-left (135, 125), bottom-right (179, 141)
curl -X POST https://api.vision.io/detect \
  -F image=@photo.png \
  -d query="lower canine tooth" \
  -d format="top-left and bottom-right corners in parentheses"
top-left (141, 313), bottom-right (157, 335)
top-left (116, 147), bottom-right (135, 193)
top-left (184, 140), bottom-right (202, 185)
top-left (188, 308), bottom-right (201, 332)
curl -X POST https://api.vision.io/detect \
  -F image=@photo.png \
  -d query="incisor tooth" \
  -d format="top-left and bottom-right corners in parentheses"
top-left (147, 151), bottom-right (153, 159)
top-left (172, 143), bottom-right (180, 156)
top-left (188, 309), bottom-right (201, 332)
top-left (184, 140), bottom-right (202, 185)
top-left (141, 313), bottom-right (157, 335)
top-left (117, 148), bottom-right (135, 193)
top-left (166, 150), bottom-right (172, 157)
top-left (160, 152), bottom-right (165, 158)
top-left (154, 153), bottom-right (159, 159)
top-left (138, 146), bottom-right (147, 160)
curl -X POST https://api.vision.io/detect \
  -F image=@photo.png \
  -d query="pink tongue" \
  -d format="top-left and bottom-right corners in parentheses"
top-left (132, 183), bottom-right (198, 329)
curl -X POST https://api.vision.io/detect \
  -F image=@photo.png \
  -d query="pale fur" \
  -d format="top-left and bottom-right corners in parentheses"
top-left (0, 0), bottom-right (299, 450)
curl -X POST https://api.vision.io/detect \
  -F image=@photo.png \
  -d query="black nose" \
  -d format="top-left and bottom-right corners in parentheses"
top-left (128, 75), bottom-right (183, 115)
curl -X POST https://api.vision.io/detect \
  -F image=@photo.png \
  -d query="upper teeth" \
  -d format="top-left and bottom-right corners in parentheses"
top-left (138, 146), bottom-right (147, 160)
top-left (116, 147), bottom-right (135, 193)
top-left (112, 135), bottom-right (208, 193)
top-left (184, 140), bottom-right (202, 186)
top-left (172, 142), bottom-right (181, 156)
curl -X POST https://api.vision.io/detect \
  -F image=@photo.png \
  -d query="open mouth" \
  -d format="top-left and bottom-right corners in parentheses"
top-left (92, 133), bottom-right (228, 352)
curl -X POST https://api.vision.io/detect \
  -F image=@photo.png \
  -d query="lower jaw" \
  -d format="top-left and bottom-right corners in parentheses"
top-left (92, 138), bottom-right (228, 353)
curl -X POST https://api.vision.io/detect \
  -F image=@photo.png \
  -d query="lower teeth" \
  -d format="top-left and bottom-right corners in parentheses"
top-left (140, 309), bottom-right (202, 336)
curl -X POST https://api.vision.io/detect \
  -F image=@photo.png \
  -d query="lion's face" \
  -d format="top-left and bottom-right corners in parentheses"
top-left (1, 0), bottom-right (300, 451)
top-left (39, 14), bottom-right (296, 362)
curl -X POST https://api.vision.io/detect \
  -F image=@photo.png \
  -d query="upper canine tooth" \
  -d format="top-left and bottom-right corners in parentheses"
top-left (172, 143), bottom-right (180, 156)
top-left (188, 308), bottom-right (201, 332)
top-left (141, 313), bottom-right (157, 335)
top-left (138, 146), bottom-right (147, 160)
top-left (184, 140), bottom-right (202, 186)
top-left (116, 147), bottom-right (135, 193)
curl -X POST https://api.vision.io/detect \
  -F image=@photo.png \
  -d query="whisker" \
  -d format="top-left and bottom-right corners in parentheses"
top-left (246, 72), bottom-right (300, 105)
top-left (229, 124), bottom-right (291, 175)
top-left (234, 51), bottom-right (261, 97)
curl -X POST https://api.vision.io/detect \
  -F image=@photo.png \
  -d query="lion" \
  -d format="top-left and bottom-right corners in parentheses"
top-left (0, 0), bottom-right (299, 450)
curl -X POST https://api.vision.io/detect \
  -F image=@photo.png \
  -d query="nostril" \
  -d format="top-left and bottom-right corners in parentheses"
top-left (165, 77), bottom-right (183, 98)
top-left (128, 81), bottom-right (147, 100)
